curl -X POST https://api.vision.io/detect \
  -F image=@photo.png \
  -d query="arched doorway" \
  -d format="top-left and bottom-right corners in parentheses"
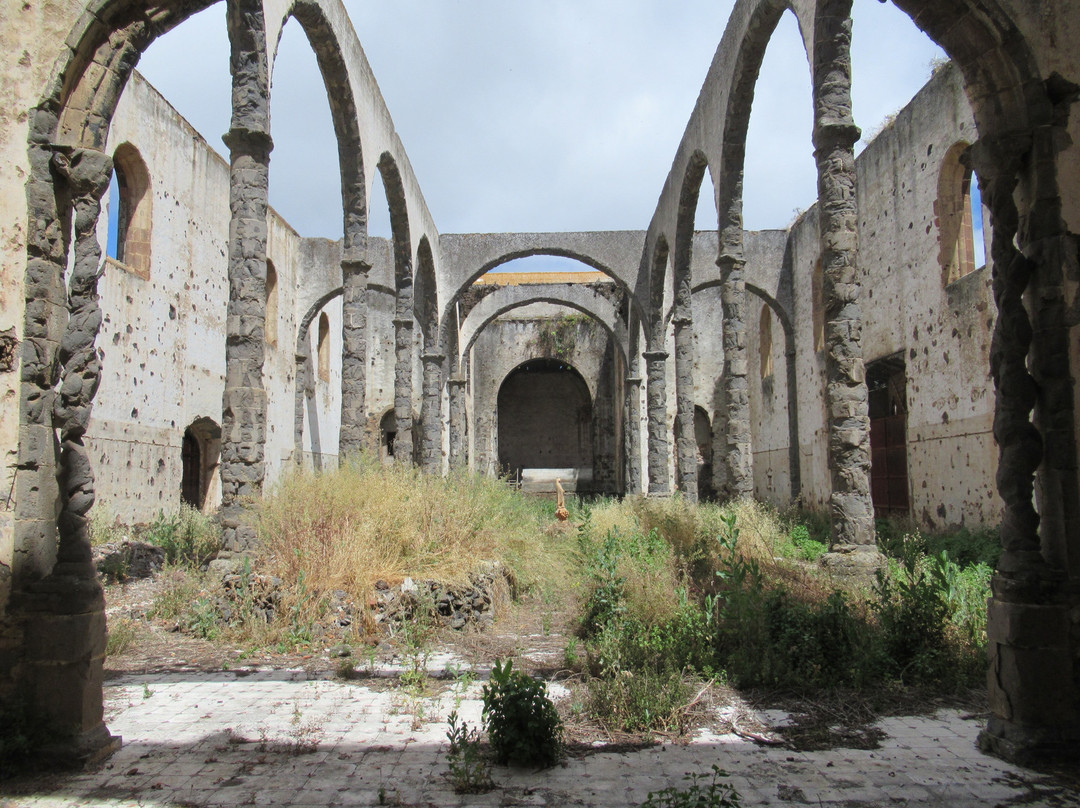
top-left (180, 418), bottom-right (221, 512)
top-left (497, 359), bottom-right (593, 492)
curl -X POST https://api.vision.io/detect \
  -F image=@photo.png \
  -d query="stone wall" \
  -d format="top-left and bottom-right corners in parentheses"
top-left (755, 62), bottom-right (1001, 529)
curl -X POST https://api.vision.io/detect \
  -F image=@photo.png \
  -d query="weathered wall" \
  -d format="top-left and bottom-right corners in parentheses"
top-left (754, 62), bottom-right (1001, 529)
top-left (468, 306), bottom-right (621, 491)
top-left (84, 73), bottom-right (305, 523)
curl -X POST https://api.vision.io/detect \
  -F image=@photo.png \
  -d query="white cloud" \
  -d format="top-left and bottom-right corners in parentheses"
top-left (134, 0), bottom-right (944, 240)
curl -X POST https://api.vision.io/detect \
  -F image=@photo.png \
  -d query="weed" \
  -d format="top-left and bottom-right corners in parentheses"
top-left (482, 658), bottom-right (563, 767)
top-left (142, 683), bottom-right (153, 699)
top-left (143, 504), bottom-right (221, 567)
top-left (445, 710), bottom-right (494, 793)
top-left (640, 765), bottom-right (741, 808)
top-left (563, 637), bottom-right (581, 670)
top-left (105, 617), bottom-right (139, 656)
top-left (586, 667), bottom-right (691, 733)
top-left (89, 503), bottom-right (124, 546)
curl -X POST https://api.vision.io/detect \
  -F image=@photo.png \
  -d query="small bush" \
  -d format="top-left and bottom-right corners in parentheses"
top-left (143, 504), bottom-right (221, 566)
top-left (586, 667), bottom-right (690, 733)
top-left (481, 658), bottom-right (563, 767)
top-left (89, 503), bottom-right (124, 546)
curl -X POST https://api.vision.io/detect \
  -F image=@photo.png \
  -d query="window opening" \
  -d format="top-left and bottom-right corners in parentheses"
top-left (317, 312), bottom-right (330, 382)
top-left (867, 353), bottom-right (909, 518)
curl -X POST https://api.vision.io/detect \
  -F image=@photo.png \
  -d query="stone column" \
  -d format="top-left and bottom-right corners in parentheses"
top-left (220, 0), bottom-right (272, 553)
top-left (339, 257), bottom-right (369, 460)
top-left (21, 146), bottom-right (120, 764)
top-left (420, 352), bottom-right (444, 473)
top-left (970, 133), bottom-right (1077, 762)
top-left (643, 350), bottom-right (670, 496)
top-left (624, 375), bottom-right (643, 495)
top-left (813, 0), bottom-right (875, 564)
top-left (393, 312), bottom-right (415, 464)
top-left (717, 254), bottom-right (752, 499)
top-left (448, 376), bottom-right (468, 471)
top-left (673, 312), bottom-right (697, 501)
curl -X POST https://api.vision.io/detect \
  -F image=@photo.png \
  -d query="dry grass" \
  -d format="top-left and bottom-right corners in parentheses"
top-left (256, 458), bottom-right (572, 613)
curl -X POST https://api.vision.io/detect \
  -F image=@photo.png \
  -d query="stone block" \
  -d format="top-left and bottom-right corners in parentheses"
top-left (988, 642), bottom-right (1075, 726)
top-left (25, 609), bottom-right (106, 662)
top-left (987, 600), bottom-right (1069, 648)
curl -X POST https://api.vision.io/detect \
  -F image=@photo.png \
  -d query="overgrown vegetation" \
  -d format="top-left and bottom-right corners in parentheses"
top-left (571, 496), bottom-right (993, 733)
top-left (147, 457), bottom-right (573, 653)
top-left (532, 314), bottom-right (591, 360)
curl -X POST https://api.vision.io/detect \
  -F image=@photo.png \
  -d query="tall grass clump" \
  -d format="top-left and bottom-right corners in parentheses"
top-left (257, 457), bottom-right (570, 611)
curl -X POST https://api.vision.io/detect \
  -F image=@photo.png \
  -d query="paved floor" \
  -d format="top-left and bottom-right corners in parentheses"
top-left (2, 668), bottom-right (1078, 807)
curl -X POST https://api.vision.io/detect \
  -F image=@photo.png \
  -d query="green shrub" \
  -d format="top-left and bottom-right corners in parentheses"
top-left (871, 553), bottom-right (952, 682)
top-left (481, 658), bottom-right (563, 767)
top-left (144, 504), bottom-right (221, 566)
top-left (105, 617), bottom-right (140, 656)
top-left (586, 666), bottom-right (690, 733)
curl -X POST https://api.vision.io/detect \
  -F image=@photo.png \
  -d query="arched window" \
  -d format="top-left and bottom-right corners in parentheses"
top-left (811, 256), bottom-right (825, 354)
top-left (107, 143), bottom-right (152, 279)
top-left (937, 141), bottom-right (985, 284)
top-left (265, 260), bottom-right (278, 348)
top-left (759, 305), bottom-right (774, 380)
top-left (317, 312), bottom-right (331, 382)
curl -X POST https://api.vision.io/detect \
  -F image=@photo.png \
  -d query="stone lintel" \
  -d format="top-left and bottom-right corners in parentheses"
top-left (624, 376), bottom-right (642, 386)
top-left (447, 377), bottom-right (467, 387)
top-left (421, 352), bottom-right (445, 364)
top-left (672, 314), bottom-right (692, 326)
top-left (392, 318), bottom-right (414, 328)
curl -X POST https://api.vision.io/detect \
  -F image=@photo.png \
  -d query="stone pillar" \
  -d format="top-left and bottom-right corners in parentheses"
top-left (624, 375), bottom-right (643, 495)
top-left (420, 352), bottom-right (444, 473)
top-left (717, 254), bottom-right (752, 499)
top-left (339, 257), bottom-right (369, 460)
top-left (21, 146), bottom-right (120, 764)
top-left (220, 0), bottom-right (272, 553)
top-left (643, 350), bottom-right (670, 496)
top-left (448, 376), bottom-right (468, 471)
top-left (970, 133), bottom-right (1078, 762)
top-left (393, 313), bottom-right (415, 464)
top-left (673, 313), bottom-right (697, 501)
top-left (812, 0), bottom-right (875, 565)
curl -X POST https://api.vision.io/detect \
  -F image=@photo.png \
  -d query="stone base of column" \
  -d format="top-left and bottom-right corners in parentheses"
top-left (977, 588), bottom-right (1078, 765)
top-left (819, 544), bottom-right (884, 579)
top-left (37, 722), bottom-right (122, 770)
top-left (19, 568), bottom-right (121, 769)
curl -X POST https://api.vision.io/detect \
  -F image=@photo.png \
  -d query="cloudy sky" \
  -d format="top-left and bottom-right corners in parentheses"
top-left (136, 1), bottom-right (945, 245)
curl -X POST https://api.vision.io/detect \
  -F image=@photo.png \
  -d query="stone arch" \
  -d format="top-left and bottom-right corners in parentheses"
top-left (458, 287), bottom-right (627, 371)
top-left (108, 141), bottom-right (152, 278)
top-left (293, 287), bottom-right (343, 461)
top-left (375, 152), bottom-right (416, 463)
top-left (414, 236), bottom-right (443, 471)
top-left (672, 152), bottom-right (712, 500)
top-left (272, 0), bottom-right (368, 255)
top-left (438, 241), bottom-right (646, 352)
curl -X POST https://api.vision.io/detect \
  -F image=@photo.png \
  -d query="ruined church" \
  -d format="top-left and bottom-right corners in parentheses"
top-left (1, 0), bottom-right (1078, 766)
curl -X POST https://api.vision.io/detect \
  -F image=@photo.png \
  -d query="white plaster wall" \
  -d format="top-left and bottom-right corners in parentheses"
top-left (91, 72), bottom-right (305, 521)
